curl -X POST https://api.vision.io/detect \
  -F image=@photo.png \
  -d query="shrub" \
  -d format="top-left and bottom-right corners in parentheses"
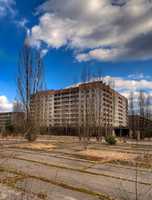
top-left (105, 135), bottom-right (117, 145)
top-left (24, 128), bottom-right (37, 142)
top-left (24, 132), bottom-right (37, 142)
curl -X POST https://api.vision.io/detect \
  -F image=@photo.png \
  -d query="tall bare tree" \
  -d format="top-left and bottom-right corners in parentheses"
top-left (13, 100), bottom-right (24, 112)
top-left (138, 90), bottom-right (145, 139)
top-left (79, 65), bottom-right (104, 145)
top-left (12, 101), bottom-right (24, 133)
top-left (79, 66), bottom-right (92, 148)
top-left (17, 35), bottom-right (45, 140)
top-left (129, 91), bottom-right (135, 138)
top-left (107, 77), bottom-right (116, 136)
top-left (94, 66), bottom-right (103, 141)
top-left (145, 94), bottom-right (152, 120)
top-left (144, 93), bottom-right (152, 139)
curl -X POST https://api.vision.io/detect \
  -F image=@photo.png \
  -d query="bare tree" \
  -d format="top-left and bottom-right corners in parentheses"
top-left (138, 90), bottom-right (145, 140)
top-left (144, 93), bottom-right (152, 139)
top-left (145, 94), bottom-right (152, 120)
top-left (79, 66), bottom-right (92, 148)
top-left (108, 77), bottom-right (116, 137)
top-left (79, 65), bottom-right (105, 147)
top-left (12, 101), bottom-right (25, 134)
top-left (129, 90), bottom-right (145, 200)
top-left (17, 35), bottom-right (45, 141)
top-left (129, 91), bottom-right (136, 139)
top-left (13, 100), bottom-right (24, 112)
top-left (79, 65), bottom-right (105, 144)
top-left (94, 67), bottom-right (103, 141)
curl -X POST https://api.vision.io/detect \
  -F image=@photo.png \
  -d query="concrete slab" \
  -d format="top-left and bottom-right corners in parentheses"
top-left (16, 178), bottom-right (100, 200)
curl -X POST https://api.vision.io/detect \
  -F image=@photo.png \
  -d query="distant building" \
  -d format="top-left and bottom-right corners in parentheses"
top-left (129, 115), bottom-right (152, 138)
top-left (0, 112), bottom-right (24, 132)
top-left (0, 112), bottom-right (12, 131)
top-left (30, 81), bottom-right (128, 135)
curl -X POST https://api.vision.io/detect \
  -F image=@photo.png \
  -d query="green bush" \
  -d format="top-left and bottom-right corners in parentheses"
top-left (105, 135), bottom-right (117, 145)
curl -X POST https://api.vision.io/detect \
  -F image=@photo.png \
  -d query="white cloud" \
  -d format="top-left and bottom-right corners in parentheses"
top-left (127, 73), bottom-right (151, 80)
top-left (40, 49), bottom-right (48, 57)
top-left (103, 75), bottom-right (152, 98)
top-left (15, 18), bottom-right (28, 29)
top-left (30, 0), bottom-right (152, 61)
top-left (31, 13), bottom-right (77, 49)
top-left (0, 0), bottom-right (16, 18)
top-left (76, 48), bottom-right (126, 62)
top-left (0, 96), bottom-right (13, 112)
top-left (69, 73), bottom-right (152, 99)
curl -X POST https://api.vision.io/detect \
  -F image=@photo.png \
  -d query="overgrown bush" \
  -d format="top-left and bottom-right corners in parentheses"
top-left (24, 127), bottom-right (37, 142)
top-left (24, 132), bottom-right (37, 142)
top-left (105, 135), bottom-right (117, 145)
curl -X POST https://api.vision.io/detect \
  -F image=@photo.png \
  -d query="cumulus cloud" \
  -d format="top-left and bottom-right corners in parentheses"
top-left (76, 48), bottom-right (126, 62)
top-left (0, 0), bottom-right (16, 18)
top-left (103, 74), bottom-right (152, 98)
top-left (0, 96), bottom-right (13, 112)
top-left (30, 0), bottom-right (152, 61)
top-left (69, 73), bottom-right (152, 99)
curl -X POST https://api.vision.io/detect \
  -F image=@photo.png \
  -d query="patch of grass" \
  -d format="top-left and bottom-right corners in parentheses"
top-left (0, 169), bottom-right (47, 199)
top-left (109, 159), bottom-right (152, 169)
top-left (72, 154), bottom-right (102, 161)
top-left (1, 175), bottom-right (24, 188)
top-left (12, 142), bottom-right (56, 151)
top-left (76, 149), bottom-right (135, 164)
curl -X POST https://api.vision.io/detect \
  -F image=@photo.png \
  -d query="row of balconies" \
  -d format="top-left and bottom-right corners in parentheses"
top-left (54, 95), bottom-right (79, 99)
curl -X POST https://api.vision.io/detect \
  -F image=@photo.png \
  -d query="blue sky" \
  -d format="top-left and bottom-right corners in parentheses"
top-left (1, 0), bottom-right (152, 111)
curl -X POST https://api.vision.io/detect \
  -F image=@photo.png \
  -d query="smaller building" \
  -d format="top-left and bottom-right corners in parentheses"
top-left (129, 115), bottom-right (152, 138)
top-left (0, 112), bottom-right (12, 131)
top-left (0, 112), bottom-right (25, 132)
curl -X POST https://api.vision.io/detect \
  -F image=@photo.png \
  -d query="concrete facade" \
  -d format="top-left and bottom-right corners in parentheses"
top-left (30, 81), bottom-right (128, 132)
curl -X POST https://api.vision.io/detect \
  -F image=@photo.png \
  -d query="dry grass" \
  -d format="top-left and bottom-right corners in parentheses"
top-left (78, 149), bottom-right (136, 162)
top-left (135, 153), bottom-right (152, 168)
top-left (13, 142), bottom-right (56, 151)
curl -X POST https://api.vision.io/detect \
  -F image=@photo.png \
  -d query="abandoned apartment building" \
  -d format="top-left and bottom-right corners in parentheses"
top-left (30, 81), bottom-right (128, 136)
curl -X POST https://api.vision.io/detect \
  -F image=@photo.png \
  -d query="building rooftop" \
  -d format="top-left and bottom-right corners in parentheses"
top-left (32, 80), bottom-right (127, 100)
